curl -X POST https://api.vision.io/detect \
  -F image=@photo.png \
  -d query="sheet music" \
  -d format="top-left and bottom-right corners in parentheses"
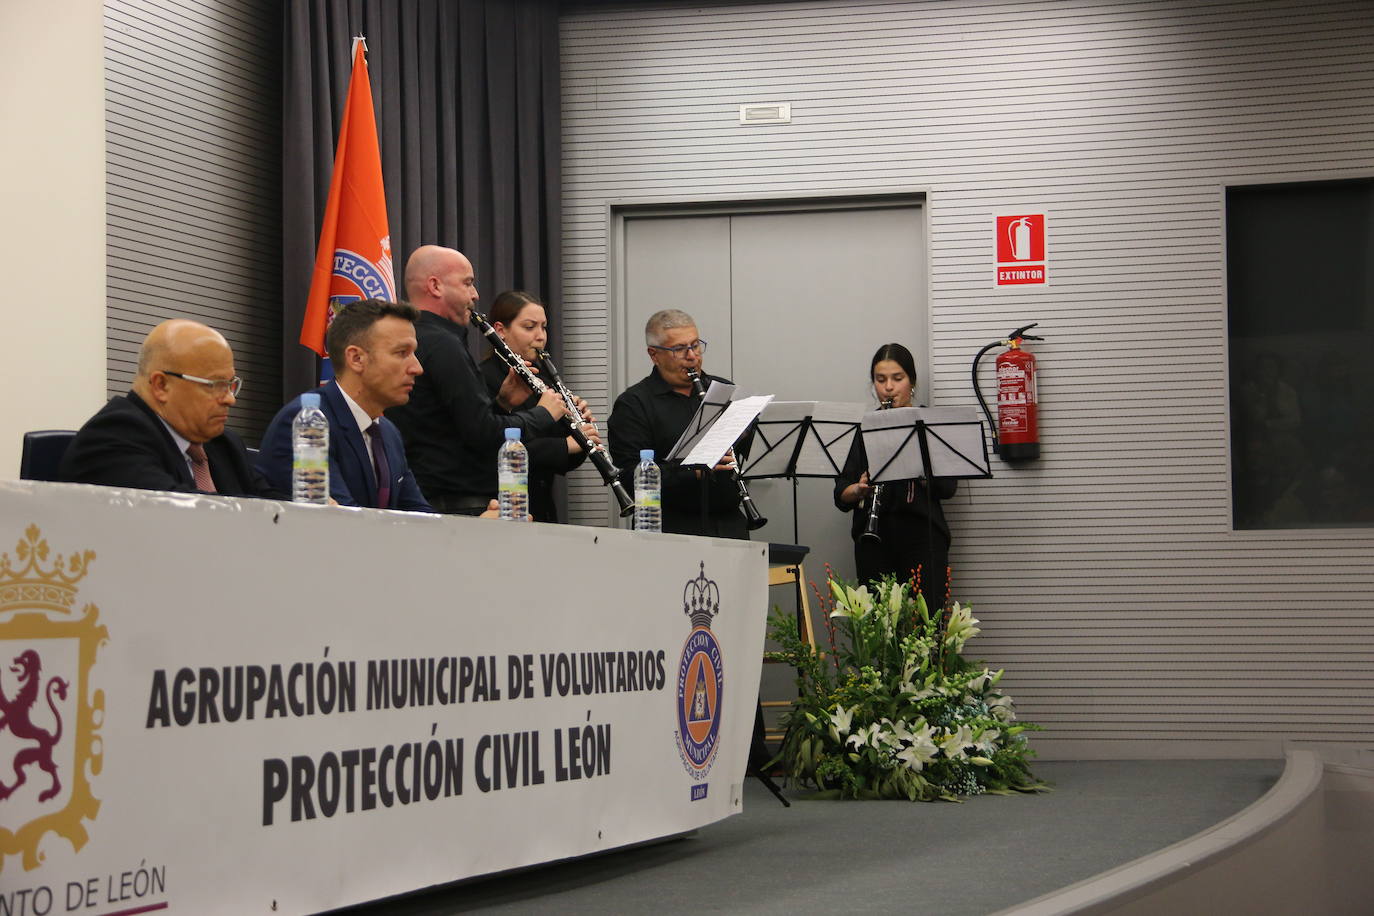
top-left (681, 395), bottom-right (773, 467)
top-left (703, 380), bottom-right (734, 405)
top-left (666, 381), bottom-right (735, 462)
top-left (753, 400), bottom-right (815, 424)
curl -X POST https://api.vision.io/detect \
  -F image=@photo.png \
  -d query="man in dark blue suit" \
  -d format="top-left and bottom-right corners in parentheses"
top-left (256, 299), bottom-right (431, 511)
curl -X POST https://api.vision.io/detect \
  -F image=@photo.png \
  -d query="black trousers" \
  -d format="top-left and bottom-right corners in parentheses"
top-left (854, 520), bottom-right (951, 610)
top-left (428, 493), bottom-right (493, 516)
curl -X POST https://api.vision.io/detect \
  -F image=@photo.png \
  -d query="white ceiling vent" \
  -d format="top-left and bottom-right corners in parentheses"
top-left (738, 103), bottom-right (791, 125)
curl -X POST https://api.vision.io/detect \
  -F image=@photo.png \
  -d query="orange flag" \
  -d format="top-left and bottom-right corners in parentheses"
top-left (299, 38), bottom-right (395, 356)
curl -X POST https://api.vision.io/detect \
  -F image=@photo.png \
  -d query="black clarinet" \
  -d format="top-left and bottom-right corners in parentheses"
top-left (685, 368), bottom-right (767, 531)
top-left (469, 309), bottom-right (635, 518)
top-left (860, 398), bottom-right (896, 542)
top-left (531, 347), bottom-right (636, 518)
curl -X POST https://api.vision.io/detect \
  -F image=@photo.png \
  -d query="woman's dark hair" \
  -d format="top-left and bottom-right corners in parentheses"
top-left (869, 342), bottom-right (917, 383)
top-left (489, 290), bottom-right (546, 327)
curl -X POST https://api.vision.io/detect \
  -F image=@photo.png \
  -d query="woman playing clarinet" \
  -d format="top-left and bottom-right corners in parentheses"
top-left (479, 290), bottom-right (596, 523)
top-left (834, 343), bottom-right (957, 608)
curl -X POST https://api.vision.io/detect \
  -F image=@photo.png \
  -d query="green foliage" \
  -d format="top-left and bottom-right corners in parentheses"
top-left (768, 574), bottom-right (1045, 801)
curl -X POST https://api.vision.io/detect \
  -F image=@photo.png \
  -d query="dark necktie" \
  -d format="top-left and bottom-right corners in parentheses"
top-left (366, 422), bottom-right (391, 508)
top-left (186, 443), bottom-right (216, 493)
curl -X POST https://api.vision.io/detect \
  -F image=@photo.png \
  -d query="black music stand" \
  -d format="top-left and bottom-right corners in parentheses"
top-left (665, 380), bottom-right (735, 533)
top-left (668, 381), bottom-right (736, 460)
top-left (862, 406), bottom-right (991, 603)
top-left (863, 406), bottom-right (992, 486)
top-left (740, 401), bottom-right (865, 543)
top-left (666, 381), bottom-right (770, 534)
top-left (748, 540), bottom-right (813, 808)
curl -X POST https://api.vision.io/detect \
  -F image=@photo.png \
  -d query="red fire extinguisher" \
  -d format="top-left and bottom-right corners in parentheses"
top-left (973, 323), bottom-right (1043, 461)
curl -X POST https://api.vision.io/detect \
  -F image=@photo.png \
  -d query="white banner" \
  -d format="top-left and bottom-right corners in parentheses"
top-left (0, 481), bottom-right (768, 914)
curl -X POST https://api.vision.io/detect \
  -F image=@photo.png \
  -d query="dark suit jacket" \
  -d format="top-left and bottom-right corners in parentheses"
top-left (256, 381), bottom-right (430, 511)
top-left (384, 311), bottom-right (560, 502)
top-left (59, 390), bottom-right (272, 497)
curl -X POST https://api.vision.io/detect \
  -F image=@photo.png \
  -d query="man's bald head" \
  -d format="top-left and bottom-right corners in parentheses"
top-left (404, 245), bottom-right (478, 325)
top-left (403, 245), bottom-right (454, 299)
top-left (133, 319), bottom-right (238, 443)
top-left (135, 319), bottom-right (230, 381)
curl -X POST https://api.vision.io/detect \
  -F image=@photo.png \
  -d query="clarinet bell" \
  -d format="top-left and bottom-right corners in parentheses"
top-left (611, 478), bottom-right (635, 518)
top-left (741, 492), bottom-right (768, 530)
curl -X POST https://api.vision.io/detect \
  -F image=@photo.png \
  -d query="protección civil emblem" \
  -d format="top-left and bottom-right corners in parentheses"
top-left (0, 525), bottom-right (107, 873)
top-left (326, 236), bottom-right (396, 326)
top-left (675, 562), bottom-right (723, 782)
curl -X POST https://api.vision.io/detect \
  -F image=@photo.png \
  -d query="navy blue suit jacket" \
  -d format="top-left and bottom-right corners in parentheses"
top-left (256, 381), bottom-right (431, 511)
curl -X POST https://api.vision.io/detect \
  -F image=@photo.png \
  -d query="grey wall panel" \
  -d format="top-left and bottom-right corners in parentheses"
top-left (105, 0), bottom-right (281, 442)
top-left (560, 0), bottom-right (1374, 757)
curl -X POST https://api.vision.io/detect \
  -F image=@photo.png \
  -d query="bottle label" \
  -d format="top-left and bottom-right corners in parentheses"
top-left (498, 470), bottom-right (528, 493)
top-left (294, 447), bottom-right (327, 472)
top-left (636, 492), bottom-right (660, 508)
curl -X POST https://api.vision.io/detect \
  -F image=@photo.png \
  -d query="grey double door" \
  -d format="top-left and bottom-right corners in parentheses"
top-left (613, 200), bottom-right (928, 584)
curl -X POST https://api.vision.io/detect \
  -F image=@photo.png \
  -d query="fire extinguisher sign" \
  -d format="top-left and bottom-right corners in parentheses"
top-left (995, 213), bottom-right (1048, 286)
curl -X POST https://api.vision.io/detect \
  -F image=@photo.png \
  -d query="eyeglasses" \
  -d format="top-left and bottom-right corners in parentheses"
top-left (649, 339), bottom-right (707, 359)
top-left (162, 371), bottom-right (243, 398)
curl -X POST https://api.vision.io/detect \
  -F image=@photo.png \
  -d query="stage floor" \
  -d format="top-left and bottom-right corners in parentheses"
top-left (338, 758), bottom-right (1282, 915)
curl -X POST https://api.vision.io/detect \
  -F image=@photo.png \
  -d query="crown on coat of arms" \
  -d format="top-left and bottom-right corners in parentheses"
top-left (0, 524), bottom-right (95, 615)
top-left (682, 561), bottom-right (720, 629)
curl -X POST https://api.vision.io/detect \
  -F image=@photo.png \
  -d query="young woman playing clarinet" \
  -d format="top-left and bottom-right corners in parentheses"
top-left (479, 290), bottom-right (598, 523)
top-left (834, 343), bottom-right (958, 609)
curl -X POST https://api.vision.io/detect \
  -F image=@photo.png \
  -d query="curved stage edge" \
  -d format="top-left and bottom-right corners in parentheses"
top-left (1002, 748), bottom-right (1374, 915)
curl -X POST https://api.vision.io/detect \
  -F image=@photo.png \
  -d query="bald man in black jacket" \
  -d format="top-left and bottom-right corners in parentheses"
top-left (61, 319), bottom-right (272, 497)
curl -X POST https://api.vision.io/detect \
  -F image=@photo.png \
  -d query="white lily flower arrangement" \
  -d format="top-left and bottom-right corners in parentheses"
top-left (767, 572), bottom-right (1044, 801)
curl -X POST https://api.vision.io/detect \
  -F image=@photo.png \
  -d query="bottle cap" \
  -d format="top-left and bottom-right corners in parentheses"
top-left (505, 428), bottom-right (521, 441)
top-left (640, 449), bottom-right (654, 462)
top-left (301, 392), bottom-right (321, 410)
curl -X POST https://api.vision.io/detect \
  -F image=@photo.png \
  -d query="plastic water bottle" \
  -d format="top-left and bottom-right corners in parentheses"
top-left (634, 449), bottom-right (662, 532)
top-left (497, 428), bottom-right (529, 521)
top-left (292, 391), bottom-right (329, 504)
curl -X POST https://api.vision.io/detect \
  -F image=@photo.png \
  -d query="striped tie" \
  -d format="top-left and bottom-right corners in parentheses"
top-left (186, 443), bottom-right (216, 492)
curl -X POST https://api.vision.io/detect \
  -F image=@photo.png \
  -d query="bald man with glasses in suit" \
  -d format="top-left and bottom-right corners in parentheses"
top-left (61, 319), bottom-right (272, 497)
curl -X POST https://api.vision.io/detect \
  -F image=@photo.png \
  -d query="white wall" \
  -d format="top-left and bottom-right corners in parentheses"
top-left (0, 0), bottom-right (107, 478)
top-left (560, 0), bottom-right (1374, 757)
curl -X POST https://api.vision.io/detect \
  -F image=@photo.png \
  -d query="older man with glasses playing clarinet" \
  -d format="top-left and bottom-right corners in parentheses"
top-left (61, 319), bottom-right (274, 497)
top-left (608, 308), bottom-right (753, 539)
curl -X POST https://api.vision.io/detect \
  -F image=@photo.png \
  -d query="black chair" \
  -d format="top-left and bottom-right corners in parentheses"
top-left (20, 430), bottom-right (77, 482)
